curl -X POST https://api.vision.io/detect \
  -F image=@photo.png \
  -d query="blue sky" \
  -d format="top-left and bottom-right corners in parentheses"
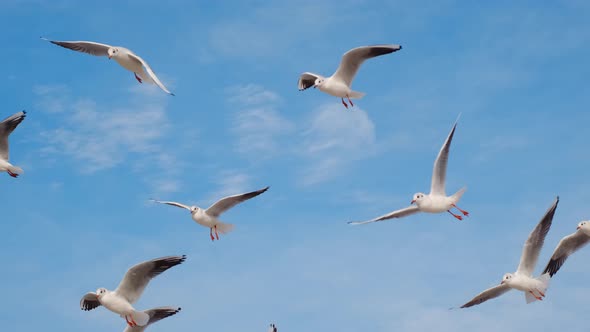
top-left (1, 0), bottom-right (590, 331)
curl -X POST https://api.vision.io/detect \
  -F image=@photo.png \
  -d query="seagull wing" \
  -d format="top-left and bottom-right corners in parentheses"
top-left (460, 284), bottom-right (511, 308)
top-left (298, 72), bottom-right (321, 91)
top-left (115, 255), bottom-right (186, 304)
top-left (332, 44), bottom-right (402, 87)
top-left (0, 110), bottom-right (26, 161)
top-left (430, 118), bottom-right (459, 196)
top-left (123, 306), bottom-right (182, 332)
top-left (516, 197), bottom-right (560, 276)
top-left (542, 230), bottom-right (590, 277)
top-left (150, 199), bottom-right (192, 211)
top-left (127, 52), bottom-right (174, 95)
top-left (42, 37), bottom-right (111, 56)
top-left (80, 292), bottom-right (101, 311)
top-left (206, 186), bottom-right (269, 217)
top-left (348, 205), bottom-right (420, 225)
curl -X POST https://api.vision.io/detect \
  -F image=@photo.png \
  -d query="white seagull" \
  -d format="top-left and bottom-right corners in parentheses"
top-left (123, 307), bottom-right (181, 332)
top-left (298, 44), bottom-right (402, 109)
top-left (348, 118), bottom-right (467, 225)
top-left (268, 323), bottom-right (278, 332)
top-left (542, 220), bottom-right (590, 277)
top-left (459, 197), bottom-right (559, 308)
top-left (151, 186), bottom-right (269, 241)
top-left (80, 255), bottom-right (186, 327)
top-left (41, 37), bottom-right (174, 95)
top-left (0, 110), bottom-right (26, 178)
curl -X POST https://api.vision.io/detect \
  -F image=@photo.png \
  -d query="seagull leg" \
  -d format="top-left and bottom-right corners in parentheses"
top-left (7, 170), bottom-right (18, 178)
top-left (451, 204), bottom-right (469, 216)
top-left (447, 210), bottom-right (463, 220)
top-left (214, 225), bottom-right (219, 240)
top-left (134, 73), bottom-right (143, 83)
top-left (537, 289), bottom-right (545, 297)
top-left (529, 291), bottom-right (543, 301)
top-left (130, 316), bottom-right (138, 327)
top-left (125, 315), bottom-right (133, 327)
top-left (341, 98), bottom-right (349, 109)
top-left (210, 228), bottom-right (215, 241)
top-left (347, 95), bottom-right (354, 107)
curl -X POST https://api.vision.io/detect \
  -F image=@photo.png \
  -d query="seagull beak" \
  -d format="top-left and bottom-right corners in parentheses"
top-left (108, 55), bottom-right (112, 59)
top-left (577, 226), bottom-right (581, 230)
top-left (500, 280), bottom-right (505, 285)
top-left (410, 199), bottom-right (416, 205)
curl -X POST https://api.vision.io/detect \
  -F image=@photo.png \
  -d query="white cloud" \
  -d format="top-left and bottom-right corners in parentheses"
top-left (204, 170), bottom-right (251, 206)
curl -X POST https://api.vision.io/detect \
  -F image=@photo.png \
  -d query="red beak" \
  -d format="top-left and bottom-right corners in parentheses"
top-left (500, 281), bottom-right (505, 285)
top-left (410, 200), bottom-right (416, 205)
top-left (577, 226), bottom-right (581, 230)
top-left (108, 55), bottom-right (112, 59)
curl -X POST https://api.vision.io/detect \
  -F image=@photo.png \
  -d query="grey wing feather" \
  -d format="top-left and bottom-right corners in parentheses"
top-left (42, 38), bottom-right (111, 56)
top-left (430, 120), bottom-right (458, 195)
top-left (298, 72), bottom-right (320, 91)
top-left (80, 292), bottom-right (101, 311)
top-left (123, 307), bottom-right (181, 331)
top-left (150, 199), bottom-right (191, 211)
top-left (126, 53), bottom-right (174, 95)
top-left (332, 44), bottom-right (402, 86)
top-left (516, 196), bottom-right (560, 276)
top-left (348, 205), bottom-right (419, 225)
top-left (206, 186), bottom-right (269, 217)
top-left (542, 230), bottom-right (590, 277)
top-left (460, 284), bottom-right (511, 308)
top-left (115, 255), bottom-right (186, 304)
top-left (0, 110), bottom-right (26, 161)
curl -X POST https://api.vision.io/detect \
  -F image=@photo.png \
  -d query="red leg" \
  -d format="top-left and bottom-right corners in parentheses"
top-left (125, 316), bottom-right (133, 327)
top-left (537, 289), bottom-right (545, 297)
top-left (7, 170), bottom-right (18, 178)
top-left (134, 73), bottom-right (142, 83)
top-left (452, 204), bottom-right (469, 216)
top-left (447, 210), bottom-right (463, 220)
top-left (131, 316), bottom-right (138, 327)
top-left (214, 225), bottom-right (219, 240)
top-left (341, 98), bottom-right (348, 109)
top-left (529, 291), bottom-right (543, 301)
top-left (347, 95), bottom-right (354, 107)
top-left (210, 228), bottom-right (215, 241)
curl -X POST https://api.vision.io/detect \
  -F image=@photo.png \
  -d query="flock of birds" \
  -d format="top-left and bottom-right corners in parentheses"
top-left (2, 37), bottom-right (589, 330)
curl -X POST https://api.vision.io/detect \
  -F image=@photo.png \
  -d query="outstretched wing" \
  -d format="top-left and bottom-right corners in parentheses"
top-left (127, 53), bottom-right (174, 95)
top-left (150, 199), bottom-right (191, 211)
top-left (430, 118), bottom-right (458, 195)
top-left (516, 197), bottom-right (560, 276)
top-left (348, 205), bottom-right (419, 225)
top-left (460, 284), bottom-right (511, 308)
top-left (123, 307), bottom-right (182, 332)
top-left (0, 110), bottom-right (26, 161)
top-left (115, 255), bottom-right (186, 304)
top-left (542, 230), bottom-right (590, 277)
top-left (80, 292), bottom-right (101, 311)
top-left (298, 72), bottom-right (321, 91)
top-left (42, 37), bottom-right (111, 57)
top-left (332, 44), bottom-right (402, 87)
top-left (206, 186), bottom-right (269, 217)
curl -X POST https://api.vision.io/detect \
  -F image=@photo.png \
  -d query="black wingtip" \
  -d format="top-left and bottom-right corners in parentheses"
top-left (170, 93), bottom-right (176, 96)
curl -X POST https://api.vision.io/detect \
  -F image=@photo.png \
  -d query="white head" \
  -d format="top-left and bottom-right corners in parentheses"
top-left (500, 273), bottom-right (513, 285)
top-left (107, 47), bottom-right (119, 59)
top-left (411, 192), bottom-right (426, 205)
top-left (577, 220), bottom-right (590, 234)
top-left (96, 287), bottom-right (107, 298)
top-left (314, 77), bottom-right (325, 88)
top-left (189, 206), bottom-right (198, 213)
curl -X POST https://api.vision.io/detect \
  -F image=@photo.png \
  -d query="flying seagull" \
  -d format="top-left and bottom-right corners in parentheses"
top-left (41, 37), bottom-right (174, 95)
top-left (348, 117), bottom-right (467, 225)
top-left (0, 110), bottom-right (26, 178)
top-left (268, 323), bottom-right (278, 332)
top-left (542, 220), bottom-right (590, 277)
top-left (459, 197), bottom-right (559, 308)
top-left (123, 307), bottom-right (181, 332)
top-left (298, 44), bottom-right (402, 109)
top-left (80, 255), bottom-right (186, 327)
top-left (151, 186), bottom-right (269, 241)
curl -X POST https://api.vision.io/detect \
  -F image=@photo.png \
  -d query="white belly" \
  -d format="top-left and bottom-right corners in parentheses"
top-left (192, 211), bottom-right (219, 228)
top-left (319, 80), bottom-right (350, 97)
top-left (510, 275), bottom-right (541, 292)
top-left (418, 196), bottom-right (453, 213)
top-left (100, 293), bottom-right (134, 315)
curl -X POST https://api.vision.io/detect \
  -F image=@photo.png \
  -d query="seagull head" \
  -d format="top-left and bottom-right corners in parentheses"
top-left (314, 77), bottom-right (325, 88)
top-left (411, 193), bottom-right (426, 205)
top-left (500, 273), bottom-right (513, 285)
top-left (189, 206), bottom-right (198, 213)
top-left (577, 221), bottom-right (590, 233)
top-left (107, 47), bottom-right (118, 59)
top-left (95, 288), bottom-right (108, 298)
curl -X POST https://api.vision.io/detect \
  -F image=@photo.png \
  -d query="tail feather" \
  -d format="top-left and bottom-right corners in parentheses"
top-left (451, 187), bottom-right (467, 202)
top-left (132, 310), bottom-right (150, 327)
top-left (348, 91), bottom-right (366, 99)
top-left (215, 222), bottom-right (234, 234)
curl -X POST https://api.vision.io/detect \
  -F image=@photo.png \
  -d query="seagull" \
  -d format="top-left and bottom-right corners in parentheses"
top-left (268, 323), bottom-right (278, 332)
top-left (542, 220), bottom-right (590, 277)
top-left (41, 37), bottom-right (174, 96)
top-left (459, 197), bottom-right (559, 308)
top-left (298, 44), bottom-right (402, 109)
top-left (151, 186), bottom-right (269, 241)
top-left (123, 307), bottom-right (181, 332)
top-left (0, 110), bottom-right (26, 178)
top-left (348, 117), bottom-right (467, 225)
top-left (80, 255), bottom-right (186, 327)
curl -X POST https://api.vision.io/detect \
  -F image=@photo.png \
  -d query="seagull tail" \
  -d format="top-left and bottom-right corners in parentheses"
top-left (7, 165), bottom-right (23, 175)
top-left (348, 90), bottom-right (366, 99)
top-left (215, 221), bottom-right (235, 234)
top-left (525, 273), bottom-right (551, 304)
top-left (450, 187), bottom-right (467, 202)
top-left (131, 310), bottom-right (150, 327)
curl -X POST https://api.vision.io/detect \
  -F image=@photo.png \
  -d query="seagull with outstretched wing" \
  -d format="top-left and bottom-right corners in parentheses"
top-left (0, 110), bottom-right (26, 178)
top-left (542, 220), bottom-right (590, 277)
